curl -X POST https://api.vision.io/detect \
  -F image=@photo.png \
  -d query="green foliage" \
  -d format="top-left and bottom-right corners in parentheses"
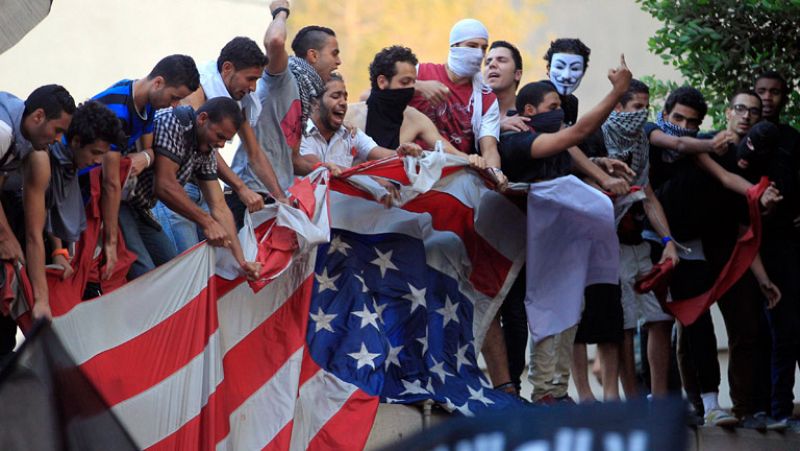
top-left (637, 0), bottom-right (800, 129)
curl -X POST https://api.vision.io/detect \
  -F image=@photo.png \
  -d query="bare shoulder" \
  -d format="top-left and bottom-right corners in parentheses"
top-left (345, 101), bottom-right (367, 130)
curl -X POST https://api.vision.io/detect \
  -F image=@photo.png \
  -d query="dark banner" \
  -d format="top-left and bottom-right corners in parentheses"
top-left (385, 397), bottom-right (687, 451)
top-left (0, 320), bottom-right (138, 451)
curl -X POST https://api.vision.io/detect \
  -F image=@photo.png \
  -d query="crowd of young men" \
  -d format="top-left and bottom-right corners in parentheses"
top-left (1, 0), bottom-right (799, 432)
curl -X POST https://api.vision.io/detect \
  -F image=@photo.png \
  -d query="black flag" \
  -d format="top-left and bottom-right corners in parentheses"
top-left (0, 320), bottom-right (139, 450)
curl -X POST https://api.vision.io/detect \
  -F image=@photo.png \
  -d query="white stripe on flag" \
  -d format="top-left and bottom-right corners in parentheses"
top-left (215, 348), bottom-right (304, 451)
top-left (53, 246), bottom-right (216, 364)
top-left (289, 369), bottom-right (360, 451)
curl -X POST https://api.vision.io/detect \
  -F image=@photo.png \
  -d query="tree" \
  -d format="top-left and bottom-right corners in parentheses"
top-left (288, 0), bottom-right (545, 99)
top-left (637, 0), bottom-right (800, 129)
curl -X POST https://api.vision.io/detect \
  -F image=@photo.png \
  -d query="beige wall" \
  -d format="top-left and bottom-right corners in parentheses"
top-left (0, 0), bottom-right (683, 107)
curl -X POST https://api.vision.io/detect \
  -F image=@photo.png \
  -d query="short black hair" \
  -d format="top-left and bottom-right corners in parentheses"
top-left (369, 46), bottom-right (418, 89)
top-left (23, 84), bottom-right (76, 120)
top-left (620, 79), bottom-right (650, 107)
top-left (66, 101), bottom-right (126, 148)
top-left (217, 36), bottom-right (268, 72)
top-left (198, 97), bottom-right (245, 130)
top-left (291, 26), bottom-right (336, 59)
top-left (147, 54), bottom-right (200, 91)
top-left (490, 40), bottom-right (523, 72)
top-left (516, 81), bottom-right (557, 113)
top-left (754, 70), bottom-right (788, 94)
top-left (544, 38), bottom-right (591, 69)
top-left (728, 88), bottom-right (761, 107)
top-left (664, 86), bottom-right (708, 120)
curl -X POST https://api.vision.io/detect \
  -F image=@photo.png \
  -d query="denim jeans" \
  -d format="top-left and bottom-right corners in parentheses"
top-left (152, 183), bottom-right (207, 254)
top-left (119, 202), bottom-right (178, 279)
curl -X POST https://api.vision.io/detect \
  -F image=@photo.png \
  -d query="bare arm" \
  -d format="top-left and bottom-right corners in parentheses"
top-left (750, 252), bottom-right (781, 309)
top-left (22, 151), bottom-right (51, 318)
top-left (648, 129), bottom-right (716, 155)
top-left (265, 0), bottom-right (290, 75)
top-left (238, 121), bottom-right (287, 201)
top-left (215, 148), bottom-right (266, 214)
top-left (198, 178), bottom-right (260, 280)
top-left (100, 151), bottom-right (121, 279)
top-left (694, 153), bottom-right (752, 196)
top-left (642, 183), bottom-right (679, 265)
top-left (153, 155), bottom-right (215, 227)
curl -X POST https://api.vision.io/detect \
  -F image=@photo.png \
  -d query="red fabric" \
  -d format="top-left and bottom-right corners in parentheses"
top-left (1, 262), bottom-right (34, 331)
top-left (634, 259), bottom-right (674, 306)
top-left (652, 177), bottom-right (769, 326)
top-left (45, 159), bottom-right (136, 318)
top-left (409, 63), bottom-right (496, 154)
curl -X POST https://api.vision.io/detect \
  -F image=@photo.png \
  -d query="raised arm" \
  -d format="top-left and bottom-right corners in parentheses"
top-left (648, 129), bottom-right (732, 155)
top-left (532, 54), bottom-right (632, 158)
top-left (265, 0), bottom-right (290, 75)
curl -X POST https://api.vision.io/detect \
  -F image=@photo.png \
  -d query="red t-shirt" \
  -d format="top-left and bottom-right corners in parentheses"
top-left (410, 63), bottom-right (497, 154)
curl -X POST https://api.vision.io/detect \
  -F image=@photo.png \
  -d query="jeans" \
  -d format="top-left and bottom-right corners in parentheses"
top-left (152, 183), bottom-right (207, 254)
top-left (119, 202), bottom-right (178, 279)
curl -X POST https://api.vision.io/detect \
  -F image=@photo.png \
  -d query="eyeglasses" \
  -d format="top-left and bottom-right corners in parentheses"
top-left (732, 104), bottom-right (762, 117)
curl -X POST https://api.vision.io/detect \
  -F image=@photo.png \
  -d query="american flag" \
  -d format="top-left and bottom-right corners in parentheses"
top-left (26, 152), bottom-right (525, 450)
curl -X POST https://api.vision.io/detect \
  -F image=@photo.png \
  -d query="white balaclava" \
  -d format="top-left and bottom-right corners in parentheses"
top-left (548, 52), bottom-right (586, 96)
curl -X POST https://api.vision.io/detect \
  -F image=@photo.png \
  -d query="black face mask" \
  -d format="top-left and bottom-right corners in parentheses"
top-left (528, 109), bottom-right (565, 134)
top-left (365, 87), bottom-right (415, 149)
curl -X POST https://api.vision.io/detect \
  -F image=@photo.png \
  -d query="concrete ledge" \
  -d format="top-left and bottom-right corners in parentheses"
top-left (366, 405), bottom-right (800, 451)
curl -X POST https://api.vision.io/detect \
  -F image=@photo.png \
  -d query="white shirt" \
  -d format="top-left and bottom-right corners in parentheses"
top-left (299, 120), bottom-right (378, 168)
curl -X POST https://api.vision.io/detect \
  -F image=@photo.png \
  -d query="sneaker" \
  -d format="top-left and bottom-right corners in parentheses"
top-left (704, 408), bottom-right (739, 428)
top-left (739, 413), bottom-right (767, 431)
top-left (775, 417), bottom-right (800, 433)
top-left (534, 394), bottom-right (575, 406)
top-left (755, 412), bottom-right (788, 431)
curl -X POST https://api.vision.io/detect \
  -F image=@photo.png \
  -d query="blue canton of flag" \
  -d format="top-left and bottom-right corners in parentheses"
top-left (307, 229), bottom-right (522, 416)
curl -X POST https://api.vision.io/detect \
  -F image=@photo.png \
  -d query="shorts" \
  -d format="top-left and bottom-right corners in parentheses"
top-left (619, 242), bottom-right (673, 329)
top-left (575, 283), bottom-right (623, 344)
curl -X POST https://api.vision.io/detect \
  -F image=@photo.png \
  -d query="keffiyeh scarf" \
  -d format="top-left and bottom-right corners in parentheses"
top-left (602, 109), bottom-right (649, 186)
top-left (288, 56), bottom-right (325, 137)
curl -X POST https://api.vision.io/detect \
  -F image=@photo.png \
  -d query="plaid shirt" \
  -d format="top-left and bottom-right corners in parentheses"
top-left (127, 106), bottom-right (217, 211)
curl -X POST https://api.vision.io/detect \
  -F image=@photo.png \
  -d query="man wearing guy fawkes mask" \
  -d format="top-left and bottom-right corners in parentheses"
top-left (496, 56), bottom-right (632, 404)
top-left (345, 46), bottom-right (486, 169)
top-left (544, 38), bottom-right (590, 127)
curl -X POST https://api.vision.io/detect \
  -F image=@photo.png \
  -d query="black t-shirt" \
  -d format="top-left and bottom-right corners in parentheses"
top-left (499, 130), bottom-right (572, 183)
top-left (561, 94), bottom-right (579, 126)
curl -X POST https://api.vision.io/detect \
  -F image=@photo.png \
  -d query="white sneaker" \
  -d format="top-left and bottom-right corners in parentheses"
top-left (704, 408), bottom-right (738, 428)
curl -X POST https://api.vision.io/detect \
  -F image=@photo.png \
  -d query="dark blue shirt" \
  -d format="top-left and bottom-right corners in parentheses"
top-left (92, 79), bottom-right (154, 154)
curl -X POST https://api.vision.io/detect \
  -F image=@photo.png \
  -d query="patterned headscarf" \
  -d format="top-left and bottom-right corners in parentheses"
top-left (288, 56), bottom-right (325, 136)
top-left (602, 109), bottom-right (649, 186)
top-left (655, 110), bottom-right (698, 163)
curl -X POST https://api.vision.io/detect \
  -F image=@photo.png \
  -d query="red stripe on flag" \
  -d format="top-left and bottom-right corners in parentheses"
top-left (146, 275), bottom-right (313, 451)
top-left (299, 347), bottom-right (322, 387)
top-left (305, 389), bottom-right (379, 451)
top-left (262, 421), bottom-right (294, 451)
top-left (403, 191), bottom-right (511, 297)
top-left (80, 276), bottom-right (226, 406)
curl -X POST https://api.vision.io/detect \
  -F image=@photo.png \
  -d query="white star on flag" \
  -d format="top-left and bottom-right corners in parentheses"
top-left (315, 268), bottom-right (340, 293)
top-left (351, 304), bottom-right (380, 330)
top-left (385, 344), bottom-right (403, 369)
top-left (327, 235), bottom-right (352, 256)
top-left (467, 385), bottom-right (495, 406)
top-left (436, 296), bottom-right (460, 327)
top-left (429, 357), bottom-right (454, 383)
top-left (402, 284), bottom-right (427, 313)
top-left (455, 343), bottom-right (472, 372)
top-left (416, 333), bottom-right (428, 355)
top-left (373, 300), bottom-right (387, 323)
top-left (479, 376), bottom-right (493, 389)
top-left (442, 397), bottom-right (458, 412)
top-left (354, 273), bottom-right (369, 293)
top-left (455, 401), bottom-right (474, 416)
top-left (370, 248), bottom-right (398, 278)
top-left (309, 307), bottom-right (337, 333)
top-left (347, 342), bottom-right (381, 370)
top-left (399, 379), bottom-right (429, 395)
top-left (426, 378), bottom-right (435, 393)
